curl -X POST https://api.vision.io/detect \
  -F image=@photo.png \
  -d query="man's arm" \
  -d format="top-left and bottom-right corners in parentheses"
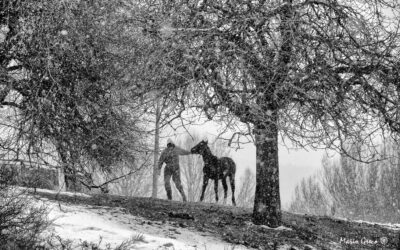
top-left (174, 146), bottom-right (191, 156)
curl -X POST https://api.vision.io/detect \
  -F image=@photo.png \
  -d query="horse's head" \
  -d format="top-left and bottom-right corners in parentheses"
top-left (191, 140), bottom-right (208, 155)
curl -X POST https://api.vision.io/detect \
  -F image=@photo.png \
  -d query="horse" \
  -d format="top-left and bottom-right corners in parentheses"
top-left (191, 140), bottom-right (236, 206)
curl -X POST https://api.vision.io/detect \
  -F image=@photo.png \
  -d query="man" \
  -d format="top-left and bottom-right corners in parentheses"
top-left (158, 138), bottom-right (190, 202)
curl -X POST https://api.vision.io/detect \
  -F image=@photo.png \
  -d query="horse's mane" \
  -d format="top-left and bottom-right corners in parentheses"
top-left (201, 143), bottom-right (218, 162)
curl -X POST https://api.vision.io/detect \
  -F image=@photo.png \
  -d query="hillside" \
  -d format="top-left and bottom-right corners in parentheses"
top-left (33, 189), bottom-right (400, 250)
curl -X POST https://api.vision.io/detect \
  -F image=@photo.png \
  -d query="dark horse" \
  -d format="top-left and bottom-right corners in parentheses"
top-left (191, 140), bottom-right (236, 206)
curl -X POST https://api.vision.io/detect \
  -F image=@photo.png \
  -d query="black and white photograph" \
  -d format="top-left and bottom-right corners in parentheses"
top-left (1, 0), bottom-right (400, 249)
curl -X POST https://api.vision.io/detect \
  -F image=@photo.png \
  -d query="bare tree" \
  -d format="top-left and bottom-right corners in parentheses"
top-left (130, 34), bottom-right (200, 198)
top-left (0, 165), bottom-right (49, 248)
top-left (289, 139), bottom-right (400, 222)
top-left (111, 161), bottom-right (153, 197)
top-left (236, 168), bottom-right (256, 208)
top-left (178, 133), bottom-right (205, 202)
top-left (137, 0), bottom-right (400, 226)
top-left (289, 175), bottom-right (330, 216)
top-left (149, 95), bottom-right (191, 198)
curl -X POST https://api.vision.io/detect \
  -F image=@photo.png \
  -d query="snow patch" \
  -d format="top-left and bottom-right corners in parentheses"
top-left (304, 245), bottom-right (318, 250)
top-left (277, 246), bottom-right (299, 250)
top-left (245, 221), bottom-right (293, 231)
top-left (276, 244), bottom-right (317, 250)
top-left (276, 245), bottom-right (317, 250)
top-left (260, 225), bottom-right (293, 231)
top-left (351, 219), bottom-right (400, 231)
top-left (35, 188), bottom-right (92, 198)
top-left (39, 199), bottom-right (253, 250)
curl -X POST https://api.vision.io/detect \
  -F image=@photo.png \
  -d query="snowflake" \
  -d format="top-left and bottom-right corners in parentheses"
top-left (0, 33), bottom-right (5, 43)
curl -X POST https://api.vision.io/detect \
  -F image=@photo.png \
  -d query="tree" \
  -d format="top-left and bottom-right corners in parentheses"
top-left (0, 0), bottom-right (149, 191)
top-left (0, 165), bottom-right (49, 248)
top-left (289, 139), bottom-right (400, 222)
top-left (149, 95), bottom-right (192, 198)
top-left (177, 133), bottom-right (205, 202)
top-left (288, 175), bottom-right (330, 216)
top-left (138, 0), bottom-right (400, 226)
top-left (110, 160), bottom-right (153, 197)
top-left (236, 168), bottom-right (256, 208)
top-left (119, 7), bottom-right (199, 198)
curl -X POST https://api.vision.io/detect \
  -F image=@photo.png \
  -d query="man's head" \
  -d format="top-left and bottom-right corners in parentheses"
top-left (167, 138), bottom-right (175, 148)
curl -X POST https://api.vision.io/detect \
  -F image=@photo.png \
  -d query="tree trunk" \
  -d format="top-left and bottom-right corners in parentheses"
top-left (252, 114), bottom-right (282, 227)
top-left (57, 146), bottom-right (74, 191)
top-left (151, 101), bottom-right (161, 198)
top-left (57, 166), bottom-right (66, 192)
top-left (56, 141), bottom-right (81, 192)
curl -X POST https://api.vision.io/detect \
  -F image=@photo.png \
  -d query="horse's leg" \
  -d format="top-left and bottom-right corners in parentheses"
top-left (214, 178), bottom-right (219, 203)
top-left (221, 177), bottom-right (228, 205)
top-left (200, 177), bottom-right (208, 202)
top-left (230, 173), bottom-right (236, 206)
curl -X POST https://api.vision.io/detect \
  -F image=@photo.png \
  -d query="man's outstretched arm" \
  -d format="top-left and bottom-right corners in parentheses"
top-left (174, 146), bottom-right (191, 156)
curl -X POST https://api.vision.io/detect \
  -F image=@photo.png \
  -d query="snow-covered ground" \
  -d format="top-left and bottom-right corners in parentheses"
top-left (34, 187), bottom-right (92, 198)
top-left (35, 188), bottom-right (400, 250)
top-left (349, 218), bottom-right (400, 231)
top-left (35, 189), bottom-right (253, 250)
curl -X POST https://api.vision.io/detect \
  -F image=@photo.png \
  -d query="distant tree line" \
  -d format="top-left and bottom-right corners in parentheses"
top-left (289, 139), bottom-right (400, 223)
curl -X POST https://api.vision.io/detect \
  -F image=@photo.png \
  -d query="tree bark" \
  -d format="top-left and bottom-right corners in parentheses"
top-left (151, 101), bottom-right (161, 198)
top-left (252, 112), bottom-right (281, 227)
top-left (251, 0), bottom-right (292, 227)
top-left (57, 166), bottom-right (66, 192)
top-left (56, 141), bottom-right (82, 192)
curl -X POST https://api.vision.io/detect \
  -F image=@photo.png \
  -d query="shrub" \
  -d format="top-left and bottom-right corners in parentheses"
top-left (0, 166), bottom-right (50, 249)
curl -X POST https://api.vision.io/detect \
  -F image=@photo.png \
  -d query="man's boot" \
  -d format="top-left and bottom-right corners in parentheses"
top-left (166, 188), bottom-right (172, 200)
top-left (181, 192), bottom-right (187, 202)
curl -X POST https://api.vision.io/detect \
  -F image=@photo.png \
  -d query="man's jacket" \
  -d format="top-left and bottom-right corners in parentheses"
top-left (158, 146), bottom-right (191, 170)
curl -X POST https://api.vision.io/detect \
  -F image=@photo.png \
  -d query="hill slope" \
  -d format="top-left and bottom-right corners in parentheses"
top-left (34, 189), bottom-right (400, 250)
